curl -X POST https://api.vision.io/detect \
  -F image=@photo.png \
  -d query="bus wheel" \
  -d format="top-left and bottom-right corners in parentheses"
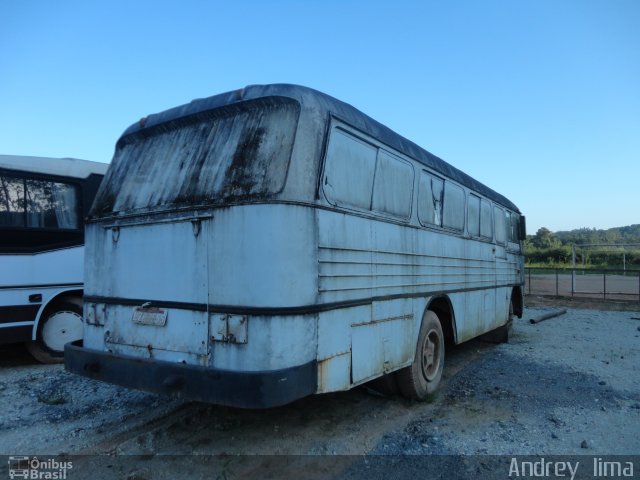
top-left (396, 310), bottom-right (444, 401)
top-left (26, 302), bottom-right (83, 364)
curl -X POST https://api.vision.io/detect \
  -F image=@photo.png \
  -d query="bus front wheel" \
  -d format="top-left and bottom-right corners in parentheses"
top-left (26, 302), bottom-right (83, 364)
top-left (396, 310), bottom-right (444, 401)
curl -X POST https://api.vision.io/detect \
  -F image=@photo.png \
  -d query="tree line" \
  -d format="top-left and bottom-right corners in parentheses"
top-left (524, 224), bottom-right (640, 269)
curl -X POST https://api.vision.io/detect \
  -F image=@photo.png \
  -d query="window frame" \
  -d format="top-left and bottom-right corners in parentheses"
top-left (442, 181), bottom-right (465, 233)
top-left (371, 149), bottom-right (414, 220)
top-left (321, 123), bottom-right (415, 222)
top-left (480, 198), bottom-right (493, 240)
top-left (467, 192), bottom-right (481, 238)
top-left (417, 170), bottom-right (444, 228)
top-left (322, 127), bottom-right (378, 211)
top-left (493, 205), bottom-right (507, 245)
top-left (0, 169), bottom-right (83, 232)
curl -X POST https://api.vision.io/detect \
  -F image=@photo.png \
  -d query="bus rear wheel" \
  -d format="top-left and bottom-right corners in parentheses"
top-left (26, 302), bottom-right (83, 364)
top-left (396, 310), bottom-right (444, 401)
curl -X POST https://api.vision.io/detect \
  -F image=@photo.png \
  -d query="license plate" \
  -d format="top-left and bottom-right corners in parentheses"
top-left (132, 307), bottom-right (167, 326)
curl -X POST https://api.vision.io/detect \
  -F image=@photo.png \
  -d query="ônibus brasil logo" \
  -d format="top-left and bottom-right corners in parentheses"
top-left (8, 456), bottom-right (72, 479)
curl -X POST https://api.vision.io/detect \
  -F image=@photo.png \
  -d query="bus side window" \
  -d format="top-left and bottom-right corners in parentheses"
top-left (26, 179), bottom-right (79, 229)
top-left (480, 199), bottom-right (493, 239)
top-left (323, 129), bottom-right (377, 211)
top-left (508, 212), bottom-right (519, 243)
top-left (467, 193), bottom-right (480, 237)
top-left (442, 182), bottom-right (464, 232)
top-left (418, 171), bottom-right (444, 227)
top-left (494, 205), bottom-right (506, 244)
top-left (0, 175), bottom-right (24, 227)
top-left (0, 174), bottom-right (79, 230)
top-left (372, 151), bottom-right (413, 219)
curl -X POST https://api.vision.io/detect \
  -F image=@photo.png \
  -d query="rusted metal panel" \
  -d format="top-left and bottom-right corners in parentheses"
top-left (317, 306), bottom-right (363, 361)
top-left (210, 314), bottom-right (248, 344)
top-left (105, 341), bottom-right (206, 366)
top-left (103, 304), bottom-right (208, 358)
top-left (351, 315), bottom-right (414, 385)
top-left (209, 315), bottom-right (316, 372)
top-left (454, 290), bottom-right (495, 343)
top-left (317, 352), bottom-right (350, 393)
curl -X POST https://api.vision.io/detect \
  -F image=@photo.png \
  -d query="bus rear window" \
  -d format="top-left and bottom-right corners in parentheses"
top-left (92, 98), bottom-right (300, 217)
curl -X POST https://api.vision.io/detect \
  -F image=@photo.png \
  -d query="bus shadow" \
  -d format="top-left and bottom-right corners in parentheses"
top-left (0, 343), bottom-right (38, 367)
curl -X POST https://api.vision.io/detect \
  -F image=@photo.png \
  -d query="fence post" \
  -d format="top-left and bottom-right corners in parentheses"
top-left (528, 268), bottom-right (531, 294)
top-left (571, 245), bottom-right (576, 296)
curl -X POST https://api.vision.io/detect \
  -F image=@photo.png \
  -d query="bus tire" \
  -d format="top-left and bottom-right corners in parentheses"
top-left (396, 310), bottom-right (444, 401)
top-left (26, 302), bottom-right (83, 364)
top-left (502, 299), bottom-right (514, 342)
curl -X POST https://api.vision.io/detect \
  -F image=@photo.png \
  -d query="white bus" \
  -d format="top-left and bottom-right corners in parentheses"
top-left (0, 155), bottom-right (107, 362)
top-left (65, 85), bottom-right (525, 407)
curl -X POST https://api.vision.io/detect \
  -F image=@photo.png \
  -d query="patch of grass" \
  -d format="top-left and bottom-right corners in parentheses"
top-left (37, 392), bottom-right (68, 405)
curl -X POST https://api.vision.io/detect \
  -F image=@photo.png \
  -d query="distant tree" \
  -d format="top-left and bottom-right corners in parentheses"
top-left (531, 227), bottom-right (560, 249)
top-left (525, 224), bottom-right (640, 268)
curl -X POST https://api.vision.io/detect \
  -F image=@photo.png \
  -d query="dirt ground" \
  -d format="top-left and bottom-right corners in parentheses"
top-left (1, 297), bottom-right (639, 479)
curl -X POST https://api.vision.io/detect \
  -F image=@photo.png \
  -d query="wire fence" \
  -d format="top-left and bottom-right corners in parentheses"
top-left (525, 267), bottom-right (640, 303)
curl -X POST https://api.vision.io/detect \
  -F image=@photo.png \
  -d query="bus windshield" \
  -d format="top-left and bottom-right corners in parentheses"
top-left (91, 97), bottom-right (300, 218)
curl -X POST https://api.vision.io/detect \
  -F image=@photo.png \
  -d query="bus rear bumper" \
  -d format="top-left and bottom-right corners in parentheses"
top-left (64, 340), bottom-right (317, 409)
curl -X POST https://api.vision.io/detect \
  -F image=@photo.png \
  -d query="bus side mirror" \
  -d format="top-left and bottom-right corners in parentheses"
top-left (519, 215), bottom-right (527, 241)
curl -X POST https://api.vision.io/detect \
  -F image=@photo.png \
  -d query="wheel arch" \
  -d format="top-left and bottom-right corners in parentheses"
top-left (511, 285), bottom-right (524, 318)
top-left (31, 288), bottom-right (84, 341)
top-left (426, 295), bottom-right (457, 346)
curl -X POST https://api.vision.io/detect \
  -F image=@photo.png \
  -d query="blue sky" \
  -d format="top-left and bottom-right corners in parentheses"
top-left (1, 0), bottom-right (638, 234)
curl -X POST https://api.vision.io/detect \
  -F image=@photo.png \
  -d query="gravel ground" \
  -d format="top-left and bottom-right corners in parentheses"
top-left (0, 346), bottom-right (181, 455)
top-left (371, 306), bottom-right (640, 456)
top-left (0, 303), bottom-right (639, 479)
top-left (339, 305), bottom-right (640, 480)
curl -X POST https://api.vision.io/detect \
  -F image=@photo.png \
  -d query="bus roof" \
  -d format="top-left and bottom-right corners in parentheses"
top-left (119, 84), bottom-right (520, 213)
top-left (0, 155), bottom-right (109, 179)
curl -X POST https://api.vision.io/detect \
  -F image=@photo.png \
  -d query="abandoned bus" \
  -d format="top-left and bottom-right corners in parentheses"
top-left (0, 155), bottom-right (107, 362)
top-left (65, 84), bottom-right (525, 407)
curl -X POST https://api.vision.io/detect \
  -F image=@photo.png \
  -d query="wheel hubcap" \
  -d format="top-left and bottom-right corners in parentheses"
top-left (42, 310), bottom-right (83, 352)
top-left (421, 329), bottom-right (441, 381)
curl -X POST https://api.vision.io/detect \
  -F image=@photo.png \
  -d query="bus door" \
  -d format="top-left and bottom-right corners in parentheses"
top-left (492, 205), bottom-right (509, 326)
